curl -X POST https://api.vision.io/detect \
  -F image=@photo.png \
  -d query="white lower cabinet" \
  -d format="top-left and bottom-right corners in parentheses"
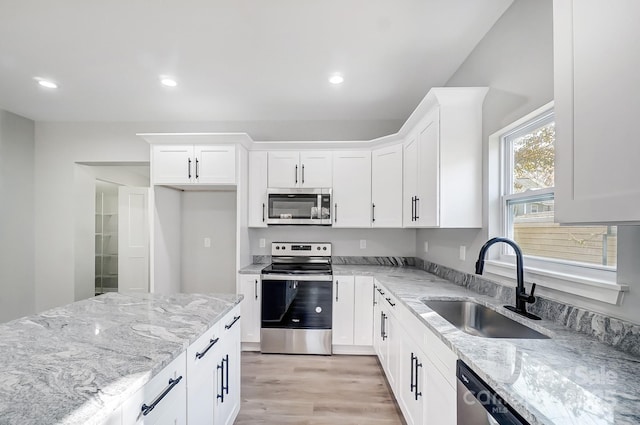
top-left (101, 406), bottom-right (122, 425)
top-left (374, 282), bottom-right (457, 425)
top-left (332, 276), bottom-right (355, 345)
top-left (186, 322), bottom-right (222, 424)
top-left (123, 352), bottom-right (187, 425)
top-left (213, 306), bottom-right (242, 425)
top-left (353, 276), bottom-right (374, 346)
top-left (238, 274), bottom-right (261, 345)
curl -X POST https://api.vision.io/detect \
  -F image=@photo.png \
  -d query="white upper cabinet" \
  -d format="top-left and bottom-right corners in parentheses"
top-left (372, 144), bottom-right (403, 227)
top-left (267, 151), bottom-right (332, 188)
top-left (248, 151), bottom-right (268, 227)
top-left (401, 87), bottom-right (487, 228)
top-left (332, 151), bottom-right (372, 227)
top-left (554, 0), bottom-right (640, 223)
top-left (152, 144), bottom-right (236, 186)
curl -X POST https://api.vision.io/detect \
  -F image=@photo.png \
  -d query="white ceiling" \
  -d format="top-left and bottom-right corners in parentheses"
top-left (0, 0), bottom-right (512, 124)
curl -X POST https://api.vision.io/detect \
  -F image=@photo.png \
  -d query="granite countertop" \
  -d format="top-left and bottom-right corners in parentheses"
top-left (238, 263), bottom-right (267, 274)
top-left (329, 264), bottom-right (640, 425)
top-left (0, 292), bottom-right (243, 425)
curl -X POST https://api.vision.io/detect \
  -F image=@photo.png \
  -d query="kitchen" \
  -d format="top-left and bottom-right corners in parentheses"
top-left (1, 0), bottom-right (639, 424)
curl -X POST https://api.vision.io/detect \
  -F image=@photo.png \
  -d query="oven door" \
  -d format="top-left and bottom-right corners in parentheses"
top-left (261, 276), bottom-right (332, 329)
top-left (266, 188), bottom-right (332, 225)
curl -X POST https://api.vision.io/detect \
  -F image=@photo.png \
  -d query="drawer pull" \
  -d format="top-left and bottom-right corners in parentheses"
top-left (195, 337), bottom-right (219, 360)
top-left (141, 375), bottom-right (183, 416)
top-left (385, 297), bottom-right (396, 307)
top-left (225, 315), bottom-right (241, 330)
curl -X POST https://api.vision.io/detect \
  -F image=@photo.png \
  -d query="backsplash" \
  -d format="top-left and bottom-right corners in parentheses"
top-left (417, 259), bottom-right (640, 358)
top-left (252, 255), bottom-right (416, 266)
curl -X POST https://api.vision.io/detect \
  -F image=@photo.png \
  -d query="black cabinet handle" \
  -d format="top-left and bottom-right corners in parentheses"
top-left (410, 352), bottom-right (416, 393)
top-left (372, 203), bottom-right (376, 222)
top-left (195, 337), bottom-right (219, 360)
top-left (302, 164), bottom-right (305, 184)
top-left (381, 312), bottom-right (388, 341)
top-left (415, 197), bottom-right (420, 220)
top-left (262, 203), bottom-right (265, 222)
top-left (216, 361), bottom-right (224, 402)
top-left (295, 164), bottom-right (298, 184)
top-left (414, 356), bottom-right (423, 401)
top-left (411, 196), bottom-right (415, 221)
top-left (224, 354), bottom-right (229, 395)
top-left (195, 158), bottom-right (199, 179)
top-left (380, 311), bottom-right (384, 339)
top-left (377, 287), bottom-right (385, 296)
top-left (188, 158), bottom-right (192, 179)
top-left (334, 203), bottom-right (338, 223)
top-left (254, 279), bottom-right (258, 300)
top-left (385, 297), bottom-right (395, 307)
top-left (335, 280), bottom-right (339, 302)
top-left (225, 315), bottom-right (241, 330)
top-left (373, 284), bottom-right (377, 306)
top-left (141, 375), bottom-right (183, 416)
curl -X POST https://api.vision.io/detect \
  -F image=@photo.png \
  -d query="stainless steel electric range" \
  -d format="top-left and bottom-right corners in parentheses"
top-left (260, 242), bottom-right (333, 355)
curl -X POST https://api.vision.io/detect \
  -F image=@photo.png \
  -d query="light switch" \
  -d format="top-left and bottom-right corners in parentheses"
top-left (204, 237), bottom-right (211, 248)
top-left (424, 241), bottom-right (429, 253)
top-left (360, 240), bottom-right (367, 249)
top-left (259, 238), bottom-right (266, 248)
top-left (459, 245), bottom-right (466, 261)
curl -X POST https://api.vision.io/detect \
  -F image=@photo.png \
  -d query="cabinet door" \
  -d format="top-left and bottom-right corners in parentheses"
top-left (353, 276), bottom-right (374, 346)
top-left (373, 285), bottom-right (383, 358)
top-left (332, 276), bottom-right (355, 345)
top-left (215, 306), bottom-right (242, 425)
top-left (248, 151), bottom-right (268, 227)
top-left (122, 352), bottom-right (187, 425)
top-left (101, 406), bottom-right (122, 425)
top-left (332, 151), bottom-right (372, 228)
top-left (403, 137), bottom-right (419, 227)
top-left (239, 274), bottom-right (261, 344)
top-left (195, 145), bottom-right (236, 184)
top-left (152, 145), bottom-right (194, 185)
top-left (372, 144), bottom-right (403, 227)
top-left (186, 324), bottom-right (221, 425)
top-left (416, 110), bottom-right (439, 227)
top-left (398, 330), bottom-right (425, 425)
top-left (384, 309), bottom-right (400, 393)
top-left (299, 151), bottom-right (332, 187)
top-left (554, 0), bottom-right (640, 223)
top-left (424, 356), bottom-right (456, 425)
top-left (267, 151), bottom-right (299, 188)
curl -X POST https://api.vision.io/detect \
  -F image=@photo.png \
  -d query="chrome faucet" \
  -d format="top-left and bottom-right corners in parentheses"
top-left (475, 237), bottom-right (541, 320)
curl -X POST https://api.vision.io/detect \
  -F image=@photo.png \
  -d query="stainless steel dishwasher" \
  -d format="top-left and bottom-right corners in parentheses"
top-left (457, 360), bottom-right (530, 425)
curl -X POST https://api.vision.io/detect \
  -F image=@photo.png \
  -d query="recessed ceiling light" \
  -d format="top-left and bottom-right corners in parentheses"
top-left (36, 78), bottom-right (58, 89)
top-left (160, 77), bottom-right (177, 87)
top-left (329, 74), bottom-right (344, 85)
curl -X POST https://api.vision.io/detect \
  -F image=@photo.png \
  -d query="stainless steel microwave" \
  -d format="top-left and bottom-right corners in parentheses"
top-left (266, 188), bottom-right (332, 225)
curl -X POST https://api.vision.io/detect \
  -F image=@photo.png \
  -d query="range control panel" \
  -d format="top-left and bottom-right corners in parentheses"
top-left (271, 242), bottom-right (332, 257)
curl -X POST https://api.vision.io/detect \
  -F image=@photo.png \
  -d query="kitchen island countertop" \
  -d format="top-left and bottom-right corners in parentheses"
top-left (0, 292), bottom-right (242, 425)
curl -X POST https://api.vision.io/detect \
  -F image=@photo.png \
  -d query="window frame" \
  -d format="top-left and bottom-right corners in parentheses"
top-left (486, 101), bottom-right (627, 305)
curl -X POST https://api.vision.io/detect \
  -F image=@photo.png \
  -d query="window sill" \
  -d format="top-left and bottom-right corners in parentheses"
top-left (483, 260), bottom-right (628, 305)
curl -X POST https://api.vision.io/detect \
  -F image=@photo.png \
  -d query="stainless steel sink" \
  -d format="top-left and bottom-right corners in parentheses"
top-left (422, 300), bottom-right (549, 339)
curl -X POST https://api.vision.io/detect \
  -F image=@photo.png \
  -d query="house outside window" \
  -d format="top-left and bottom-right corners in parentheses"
top-left (500, 108), bottom-right (617, 270)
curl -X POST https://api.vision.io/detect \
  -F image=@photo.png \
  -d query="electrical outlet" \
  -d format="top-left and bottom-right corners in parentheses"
top-left (360, 239), bottom-right (367, 249)
top-left (424, 241), bottom-right (429, 253)
top-left (459, 245), bottom-right (466, 261)
top-left (259, 238), bottom-right (266, 248)
top-left (204, 237), bottom-right (211, 248)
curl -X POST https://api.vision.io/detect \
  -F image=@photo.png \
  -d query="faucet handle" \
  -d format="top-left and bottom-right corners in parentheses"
top-left (526, 283), bottom-right (537, 303)
top-left (530, 283), bottom-right (537, 296)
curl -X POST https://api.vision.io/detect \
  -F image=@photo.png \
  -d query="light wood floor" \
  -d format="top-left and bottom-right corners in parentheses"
top-left (235, 352), bottom-right (405, 425)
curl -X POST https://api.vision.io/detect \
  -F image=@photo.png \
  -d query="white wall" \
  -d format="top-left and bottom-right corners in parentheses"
top-left (153, 186), bottom-right (182, 294)
top-left (250, 227), bottom-right (416, 257)
top-left (416, 0), bottom-right (640, 325)
top-left (0, 110), bottom-right (35, 322)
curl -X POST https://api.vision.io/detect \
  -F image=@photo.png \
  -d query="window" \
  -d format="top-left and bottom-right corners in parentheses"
top-left (500, 108), bottom-right (617, 270)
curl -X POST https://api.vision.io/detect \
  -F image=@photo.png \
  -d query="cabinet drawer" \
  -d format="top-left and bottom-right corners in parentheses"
top-left (375, 281), bottom-right (399, 316)
top-left (122, 352), bottom-right (187, 425)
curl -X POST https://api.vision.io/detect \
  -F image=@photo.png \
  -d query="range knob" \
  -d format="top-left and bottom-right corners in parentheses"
top-left (317, 247), bottom-right (321, 250)
top-left (323, 247), bottom-right (327, 251)
top-left (275, 246), bottom-right (280, 250)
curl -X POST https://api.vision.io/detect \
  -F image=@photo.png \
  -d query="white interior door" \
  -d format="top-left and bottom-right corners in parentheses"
top-left (118, 186), bottom-right (150, 293)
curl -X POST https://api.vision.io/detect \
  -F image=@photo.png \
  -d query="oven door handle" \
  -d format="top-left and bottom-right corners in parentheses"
top-left (261, 274), bottom-right (333, 282)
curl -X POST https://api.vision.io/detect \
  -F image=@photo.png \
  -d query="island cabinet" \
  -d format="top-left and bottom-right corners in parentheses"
top-left (332, 151), bottom-right (372, 227)
top-left (152, 144), bottom-right (236, 186)
top-left (267, 151), bottom-right (332, 188)
top-left (402, 87), bottom-right (487, 228)
top-left (122, 352), bottom-right (187, 425)
top-left (185, 305), bottom-right (241, 425)
top-left (553, 0), bottom-right (640, 223)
